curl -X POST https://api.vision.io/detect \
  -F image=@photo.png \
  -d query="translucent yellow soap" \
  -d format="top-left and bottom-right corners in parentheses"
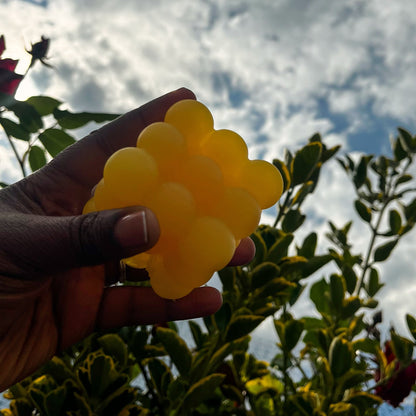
top-left (84, 100), bottom-right (284, 299)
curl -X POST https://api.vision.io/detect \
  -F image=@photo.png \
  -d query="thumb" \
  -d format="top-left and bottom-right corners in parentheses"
top-left (0, 207), bottom-right (159, 277)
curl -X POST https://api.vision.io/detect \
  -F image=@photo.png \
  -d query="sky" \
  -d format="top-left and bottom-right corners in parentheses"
top-left (1, 0), bottom-right (416, 410)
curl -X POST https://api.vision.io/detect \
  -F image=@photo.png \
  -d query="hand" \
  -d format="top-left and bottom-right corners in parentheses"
top-left (0, 88), bottom-right (255, 392)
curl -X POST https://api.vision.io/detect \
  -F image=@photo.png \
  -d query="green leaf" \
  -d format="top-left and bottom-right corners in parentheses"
top-left (44, 386), bottom-right (66, 416)
top-left (217, 267), bottom-right (236, 292)
top-left (398, 127), bottom-right (414, 152)
top-left (279, 256), bottom-right (308, 280)
top-left (406, 314), bottom-right (416, 342)
top-left (291, 142), bottom-right (322, 186)
top-left (246, 374), bottom-right (283, 395)
top-left (389, 209), bottom-right (402, 234)
top-left (226, 315), bottom-right (264, 342)
top-left (390, 331), bottom-right (414, 364)
top-left (341, 296), bottom-right (361, 319)
top-left (272, 158), bottom-right (291, 192)
top-left (251, 262), bottom-right (281, 290)
top-left (9, 101), bottom-right (43, 133)
top-left (54, 109), bottom-right (119, 129)
top-left (189, 321), bottom-right (205, 349)
top-left (167, 378), bottom-right (188, 402)
top-left (353, 338), bottom-right (378, 354)
top-left (353, 156), bottom-right (371, 189)
top-left (266, 233), bottom-right (294, 263)
top-left (254, 393), bottom-right (275, 415)
top-left (346, 392), bottom-right (382, 413)
top-left (97, 334), bottom-right (128, 367)
top-left (354, 200), bottom-right (372, 223)
top-left (282, 209), bottom-right (305, 233)
top-left (391, 135), bottom-right (408, 162)
top-left (291, 181), bottom-right (315, 206)
top-left (255, 277), bottom-right (294, 298)
top-left (367, 268), bottom-right (384, 297)
top-left (404, 197), bottom-right (416, 221)
top-left (301, 254), bottom-right (333, 278)
top-left (284, 319), bottom-right (304, 351)
top-left (147, 358), bottom-right (171, 395)
top-left (329, 336), bottom-right (353, 378)
top-left (0, 117), bottom-right (30, 140)
top-left (38, 128), bottom-right (76, 157)
top-left (250, 230), bottom-right (267, 268)
top-left (214, 302), bottom-right (232, 332)
top-left (322, 144), bottom-right (341, 163)
top-left (183, 374), bottom-right (225, 410)
top-left (156, 327), bottom-right (192, 377)
top-left (28, 145), bottom-right (47, 171)
top-left (310, 278), bottom-right (330, 315)
top-left (396, 174), bottom-right (413, 185)
top-left (26, 96), bottom-right (62, 116)
top-left (87, 353), bottom-right (118, 397)
top-left (373, 240), bottom-right (398, 262)
top-left (297, 232), bottom-right (317, 258)
top-left (342, 265), bottom-right (357, 294)
top-left (330, 274), bottom-right (345, 310)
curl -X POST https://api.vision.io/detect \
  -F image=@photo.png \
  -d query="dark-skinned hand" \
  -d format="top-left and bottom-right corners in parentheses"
top-left (0, 88), bottom-right (255, 392)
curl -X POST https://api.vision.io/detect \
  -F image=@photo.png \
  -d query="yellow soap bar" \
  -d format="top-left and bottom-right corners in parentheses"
top-left (84, 100), bottom-right (283, 299)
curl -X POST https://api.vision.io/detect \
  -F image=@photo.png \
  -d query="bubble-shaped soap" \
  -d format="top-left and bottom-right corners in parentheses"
top-left (84, 99), bottom-right (283, 299)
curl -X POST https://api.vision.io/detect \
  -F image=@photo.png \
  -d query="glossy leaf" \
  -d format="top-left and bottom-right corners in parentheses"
top-left (182, 373), bottom-right (225, 410)
top-left (330, 274), bottom-right (345, 310)
top-left (298, 232), bottom-right (317, 258)
top-left (354, 200), bottom-right (372, 223)
top-left (373, 240), bottom-right (398, 262)
top-left (54, 108), bottom-right (119, 129)
top-left (266, 233), bottom-right (294, 263)
top-left (38, 128), bottom-right (76, 157)
top-left (0, 117), bottom-right (30, 140)
top-left (291, 142), bottom-right (322, 186)
top-left (390, 331), bottom-right (413, 365)
top-left (26, 96), bottom-right (62, 116)
top-left (329, 336), bottom-right (353, 378)
top-left (272, 158), bottom-right (291, 192)
top-left (282, 209), bottom-right (305, 233)
top-left (97, 334), bottom-right (128, 367)
top-left (28, 145), bottom-right (47, 172)
top-left (156, 327), bottom-right (192, 377)
top-left (226, 315), bottom-right (264, 342)
top-left (251, 262), bottom-right (281, 290)
top-left (367, 268), bottom-right (384, 297)
top-left (406, 314), bottom-right (416, 342)
top-left (310, 278), bottom-right (331, 315)
top-left (389, 209), bottom-right (402, 234)
top-left (284, 319), bottom-right (304, 351)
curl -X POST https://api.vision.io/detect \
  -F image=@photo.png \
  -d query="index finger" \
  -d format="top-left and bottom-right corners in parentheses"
top-left (47, 88), bottom-right (196, 190)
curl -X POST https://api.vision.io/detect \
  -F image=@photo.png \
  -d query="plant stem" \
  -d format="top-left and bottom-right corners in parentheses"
top-left (5, 133), bottom-right (27, 178)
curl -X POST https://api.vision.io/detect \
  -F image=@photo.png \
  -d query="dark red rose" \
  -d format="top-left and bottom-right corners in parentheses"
top-left (0, 35), bottom-right (23, 96)
top-left (375, 341), bottom-right (416, 408)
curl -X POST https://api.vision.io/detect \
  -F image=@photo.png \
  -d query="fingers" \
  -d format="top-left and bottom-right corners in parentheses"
top-left (0, 207), bottom-right (160, 277)
top-left (46, 88), bottom-right (196, 191)
top-left (228, 237), bottom-right (256, 266)
top-left (96, 286), bottom-right (222, 330)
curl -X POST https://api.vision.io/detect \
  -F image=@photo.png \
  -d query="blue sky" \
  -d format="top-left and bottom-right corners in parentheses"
top-left (1, 0), bottom-right (416, 411)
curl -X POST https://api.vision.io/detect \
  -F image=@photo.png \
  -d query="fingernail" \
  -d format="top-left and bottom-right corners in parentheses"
top-left (114, 211), bottom-right (149, 249)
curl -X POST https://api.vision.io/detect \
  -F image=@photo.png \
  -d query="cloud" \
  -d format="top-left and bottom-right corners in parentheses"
top-left (1, 0), bottom-right (416, 351)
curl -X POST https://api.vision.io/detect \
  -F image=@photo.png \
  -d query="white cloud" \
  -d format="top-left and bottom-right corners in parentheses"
top-left (1, 0), bottom-right (416, 355)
